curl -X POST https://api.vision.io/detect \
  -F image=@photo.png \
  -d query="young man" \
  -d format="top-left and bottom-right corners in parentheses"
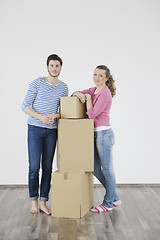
top-left (22, 54), bottom-right (68, 215)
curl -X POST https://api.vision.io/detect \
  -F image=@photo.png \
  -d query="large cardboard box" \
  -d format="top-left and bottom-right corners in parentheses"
top-left (51, 171), bottom-right (93, 218)
top-left (60, 97), bottom-right (87, 119)
top-left (57, 119), bottom-right (94, 173)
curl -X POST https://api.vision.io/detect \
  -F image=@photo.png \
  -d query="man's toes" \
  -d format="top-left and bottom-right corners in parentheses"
top-left (30, 209), bottom-right (38, 214)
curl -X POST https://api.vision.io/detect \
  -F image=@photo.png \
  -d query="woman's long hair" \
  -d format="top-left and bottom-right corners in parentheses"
top-left (96, 65), bottom-right (116, 97)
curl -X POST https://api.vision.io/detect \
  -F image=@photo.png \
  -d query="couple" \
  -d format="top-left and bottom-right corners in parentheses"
top-left (22, 54), bottom-right (121, 215)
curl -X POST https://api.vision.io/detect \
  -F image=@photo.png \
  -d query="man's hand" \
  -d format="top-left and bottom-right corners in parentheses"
top-left (26, 108), bottom-right (60, 125)
top-left (39, 115), bottom-right (51, 125)
top-left (45, 114), bottom-right (57, 124)
top-left (39, 114), bottom-right (57, 125)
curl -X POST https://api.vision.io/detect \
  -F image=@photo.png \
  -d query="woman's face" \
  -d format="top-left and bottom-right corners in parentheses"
top-left (93, 68), bottom-right (108, 87)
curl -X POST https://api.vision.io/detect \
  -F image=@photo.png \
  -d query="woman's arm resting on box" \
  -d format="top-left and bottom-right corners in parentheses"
top-left (72, 92), bottom-right (93, 110)
top-left (72, 91), bottom-right (86, 103)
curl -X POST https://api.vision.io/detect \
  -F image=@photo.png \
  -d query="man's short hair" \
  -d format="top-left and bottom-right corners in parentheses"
top-left (47, 54), bottom-right (63, 66)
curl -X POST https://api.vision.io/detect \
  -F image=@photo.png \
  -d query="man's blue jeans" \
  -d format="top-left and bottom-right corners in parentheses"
top-left (28, 124), bottom-right (57, 201)
top-left (93, 128), bottom-right (119, 208)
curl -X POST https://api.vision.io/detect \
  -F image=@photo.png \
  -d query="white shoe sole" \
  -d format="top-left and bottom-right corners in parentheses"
top-left (113, 200), bottom-right (122, 207)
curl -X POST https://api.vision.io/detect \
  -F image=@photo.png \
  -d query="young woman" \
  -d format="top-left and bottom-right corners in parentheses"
top-left (73, 65), bottom-right (121, 212)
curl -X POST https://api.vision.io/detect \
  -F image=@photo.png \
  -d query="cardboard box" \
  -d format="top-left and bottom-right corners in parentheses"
top-left (51, 171), bottom-right (93, 218)
top-left (60, 97), bottom-right (87, 119)
top-left (57, 119), bottom-right (94, 173)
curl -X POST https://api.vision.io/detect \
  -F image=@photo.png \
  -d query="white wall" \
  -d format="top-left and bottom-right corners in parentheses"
top-left (0, 0), bottom-right (160, 184)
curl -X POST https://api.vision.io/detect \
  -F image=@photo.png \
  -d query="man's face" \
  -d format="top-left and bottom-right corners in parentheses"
top-left (47, 60), bottom-right (62, 77)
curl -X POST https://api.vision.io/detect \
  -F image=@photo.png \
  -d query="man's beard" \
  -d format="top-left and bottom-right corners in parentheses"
top-left (48, 70), bottom-right (60, 78)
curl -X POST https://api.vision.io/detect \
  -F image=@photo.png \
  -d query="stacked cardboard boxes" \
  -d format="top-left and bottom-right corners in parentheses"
top-left (51, 97), bottom-right (94, 218)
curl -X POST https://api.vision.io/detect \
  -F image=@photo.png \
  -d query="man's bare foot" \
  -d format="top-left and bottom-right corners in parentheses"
top-left (39, 201), bottom-right (51, 215)
top-left (30, 199), bottom-right (38, 214)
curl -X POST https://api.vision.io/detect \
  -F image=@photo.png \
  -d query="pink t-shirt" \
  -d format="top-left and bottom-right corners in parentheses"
top-left (80, 86), bottom-right (112, 128)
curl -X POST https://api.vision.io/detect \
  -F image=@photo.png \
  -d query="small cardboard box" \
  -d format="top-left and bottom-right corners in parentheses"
top-left (57, 119), bottom-right (94, 173)
top-left (60, 97), bottom-right (87, 119)
top-left (51, 171), bottom-right (93, 218)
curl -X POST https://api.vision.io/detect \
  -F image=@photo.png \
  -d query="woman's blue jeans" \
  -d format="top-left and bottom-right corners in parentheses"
top-left (28, 124), bottom-right (57, 201)
top-left (93, 128), bottom-right (119, 208)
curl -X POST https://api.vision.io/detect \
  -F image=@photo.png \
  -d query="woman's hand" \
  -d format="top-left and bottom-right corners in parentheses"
top-left (72, 91), bottom-right (86, 103)
top-left (84, 94), bottom-right (91, 101)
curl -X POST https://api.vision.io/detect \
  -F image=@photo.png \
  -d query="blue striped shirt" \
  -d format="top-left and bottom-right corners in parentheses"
top-left (22, 77), bottom-right (68, 129)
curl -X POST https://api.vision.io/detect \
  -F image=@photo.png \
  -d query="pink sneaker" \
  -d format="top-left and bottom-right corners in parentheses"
top-left (91, 204), bottom-right (113, 212)
top-left (113, 200), bottom-right (122, 207)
